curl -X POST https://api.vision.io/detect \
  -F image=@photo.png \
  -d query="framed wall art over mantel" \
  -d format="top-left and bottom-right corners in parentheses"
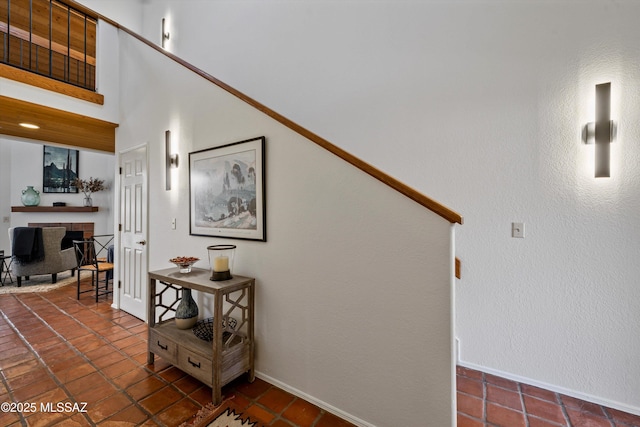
top-left (43, 145), bottom-right (79, 193)
top-left (189, 136), bottom-right (266, 241)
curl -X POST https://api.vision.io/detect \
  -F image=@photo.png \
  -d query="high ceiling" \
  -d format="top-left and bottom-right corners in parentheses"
top-left (0, 0), bottom-right (115, 152)
top-left (0, 94), bottom-right (117, 153)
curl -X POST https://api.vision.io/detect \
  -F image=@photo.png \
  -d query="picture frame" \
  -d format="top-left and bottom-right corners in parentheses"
top-left (43, 145), bottom-right (79, 193)
top-left (189, 136), bottom-right (266, 241)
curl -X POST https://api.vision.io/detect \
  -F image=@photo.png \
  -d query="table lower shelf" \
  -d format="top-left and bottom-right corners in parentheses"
top-left (148, 321), bottom-right (252, 387)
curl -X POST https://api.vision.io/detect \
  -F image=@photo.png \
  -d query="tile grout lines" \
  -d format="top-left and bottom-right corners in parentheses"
top-left (240, 384), bottom-right (295, 426)
top-left (0, 312), bottom-right (28, 427)
top-left (9, 293), bottom-right (138, 425)
top-left (32, 292), bottom-right (159, 424)
top-left (238, 385), bottom-right (330, 427)
top-left (0, 305), bottom-right (79, 426)
top-left (458, 368), bottom-right (636, 427)
top-left (4, 291), bottom-right (172, 426)
top-left (482, 373), bottom-right (488, 424)
top-left (23, 291), bottom-right (182, 426)
top-left (32, 289), bottom-right (223, 426)
top-left (549, 390), bottom-right (568, 427)
top-left (517, 382), bottom-right (531, 427)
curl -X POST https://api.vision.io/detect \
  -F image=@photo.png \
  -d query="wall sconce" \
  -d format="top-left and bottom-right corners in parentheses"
top-left (162, 18), bottom-right (170, 48)
top-left (582, 82), bottom-right (615, 178)
top-left (165, 130), bottom-right (178, 190)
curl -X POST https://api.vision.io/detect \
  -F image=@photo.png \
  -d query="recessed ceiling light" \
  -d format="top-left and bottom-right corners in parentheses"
top-left (19, 123), bottom-right (40, 129)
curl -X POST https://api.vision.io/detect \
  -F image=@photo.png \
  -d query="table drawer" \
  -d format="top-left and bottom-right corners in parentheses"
top-left (149, 330), bottom-right (178, 364)
top-left (178, 348), bottom-right (213, 385)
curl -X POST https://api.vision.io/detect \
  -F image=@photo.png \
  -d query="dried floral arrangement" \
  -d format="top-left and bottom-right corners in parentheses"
top-left (73, 177), bottom-right (105, 197)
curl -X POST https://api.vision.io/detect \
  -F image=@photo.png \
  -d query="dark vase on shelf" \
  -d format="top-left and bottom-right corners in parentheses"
top-left (175, 288), bottom-right (198, 329)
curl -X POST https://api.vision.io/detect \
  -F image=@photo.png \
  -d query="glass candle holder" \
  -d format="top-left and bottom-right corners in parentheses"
top-left (207, 245), bottom-right (236, 281)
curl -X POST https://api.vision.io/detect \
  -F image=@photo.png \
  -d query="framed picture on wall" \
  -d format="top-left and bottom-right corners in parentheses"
top-left (189, 136), bottom-right (266, 241)
top-left (43, 145), bottom-right (79, 193)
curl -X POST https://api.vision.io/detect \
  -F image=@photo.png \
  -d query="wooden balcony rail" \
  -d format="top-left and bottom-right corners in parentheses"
top-left (0, 0), bottom-right (97, 90)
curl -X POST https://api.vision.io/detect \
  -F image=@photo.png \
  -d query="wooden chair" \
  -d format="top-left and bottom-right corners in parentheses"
top-left (73, 238), bottom-right (114, 302)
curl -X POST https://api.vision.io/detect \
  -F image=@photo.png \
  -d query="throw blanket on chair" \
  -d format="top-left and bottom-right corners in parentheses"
top-left (12, 227), bottom-right (45, 265)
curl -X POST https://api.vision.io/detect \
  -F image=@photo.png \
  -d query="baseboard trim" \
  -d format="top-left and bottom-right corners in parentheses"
top-left (458, 361), bottom-right (640, 417)
top-left (254, 371), bottom-right (375, 427)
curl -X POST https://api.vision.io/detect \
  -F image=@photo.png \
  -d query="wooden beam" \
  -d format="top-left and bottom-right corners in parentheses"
top-left (0, 95), bottom-right (117, 152)
top-left (0, 64), bottom-right (103, 104)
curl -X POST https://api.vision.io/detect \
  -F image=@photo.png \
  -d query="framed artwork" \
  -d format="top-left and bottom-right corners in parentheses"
top-left (43, 145), bottom-right (79, 193)
top-left (189, 136), bottom-right (266, 241)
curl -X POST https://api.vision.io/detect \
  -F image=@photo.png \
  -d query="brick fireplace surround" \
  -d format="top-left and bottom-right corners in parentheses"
top-left (28, 222), bottom-right (94, 239)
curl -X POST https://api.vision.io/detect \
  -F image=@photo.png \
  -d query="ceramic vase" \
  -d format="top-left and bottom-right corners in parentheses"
top-left (175, 288), bottom-right (198, 329)
top-left (21, 186), bottom-right (40, 206)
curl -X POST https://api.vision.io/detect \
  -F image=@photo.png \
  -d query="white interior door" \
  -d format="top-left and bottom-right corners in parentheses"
top-left (119, 145), bottom-right (148, 320)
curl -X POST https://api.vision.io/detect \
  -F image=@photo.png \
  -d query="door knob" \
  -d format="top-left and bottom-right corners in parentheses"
top-left (136, 240), bottom-right (147, 245)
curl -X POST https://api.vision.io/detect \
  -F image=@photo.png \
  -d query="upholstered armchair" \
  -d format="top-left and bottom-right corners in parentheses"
top-left (8, 227), bottom-right (77, 287)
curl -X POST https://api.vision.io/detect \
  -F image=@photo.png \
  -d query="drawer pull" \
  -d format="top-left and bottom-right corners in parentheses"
top-left (188, 357), bottom-right (201, 368)
top-left (157, 341), bottom-right (168, 351)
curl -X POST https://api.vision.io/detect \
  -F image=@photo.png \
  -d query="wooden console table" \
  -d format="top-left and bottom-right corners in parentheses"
top-left (147, 267), bottom-right (255, 404)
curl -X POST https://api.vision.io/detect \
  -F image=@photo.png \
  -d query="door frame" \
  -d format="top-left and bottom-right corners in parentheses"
top-left (112, 143), bottom-right (149, 318)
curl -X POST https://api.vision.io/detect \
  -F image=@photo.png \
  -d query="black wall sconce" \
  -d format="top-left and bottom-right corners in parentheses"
top-left (165, 130), bottom-right (179, 190)
top-left (162, 18), bottom-right (170, 48)
top-left (582, 82), bottom-right (615, 178)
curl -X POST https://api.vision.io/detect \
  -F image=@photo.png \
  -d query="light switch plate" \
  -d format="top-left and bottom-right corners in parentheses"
top-left (512, 222), bottom-right (525, 238)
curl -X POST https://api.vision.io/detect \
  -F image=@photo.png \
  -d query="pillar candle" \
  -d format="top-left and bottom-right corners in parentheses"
top-left (213, 255), bottom-right (229, 272)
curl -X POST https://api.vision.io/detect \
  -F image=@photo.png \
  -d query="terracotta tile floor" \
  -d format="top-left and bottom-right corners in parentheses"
top-left (0, 275), bottom-right (639, 426)
top-left (457, 366), bottom-right (640, 427)
top-left (0, 277), bottom-right (355, 426)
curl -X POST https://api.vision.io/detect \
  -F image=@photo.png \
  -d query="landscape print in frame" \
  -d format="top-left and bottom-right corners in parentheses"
top-left (43, 145), bottom-right (79, 193)
top-left (189, 136), bottom-right (266, 241)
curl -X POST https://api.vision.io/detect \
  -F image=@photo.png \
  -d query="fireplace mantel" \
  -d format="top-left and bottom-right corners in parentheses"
top-left (12, 206), bottom-right (98, 212)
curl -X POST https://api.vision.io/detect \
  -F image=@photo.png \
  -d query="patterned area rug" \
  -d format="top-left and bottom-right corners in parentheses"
top-left (180, 399), bottom-right (265, 427)
top-left (0, 270), bottom-right (89, 294)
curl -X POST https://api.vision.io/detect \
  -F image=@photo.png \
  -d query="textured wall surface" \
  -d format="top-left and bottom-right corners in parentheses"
top-left (121, 0), bottom-right (640, 414)
top-left (16, 0), bottom-right (640, 417)
top-left (113, 31), bottom-right (456, 426)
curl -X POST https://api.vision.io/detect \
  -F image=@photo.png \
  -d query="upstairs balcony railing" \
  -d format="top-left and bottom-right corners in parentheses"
top-left (0, 0), bottom-right (96, 91)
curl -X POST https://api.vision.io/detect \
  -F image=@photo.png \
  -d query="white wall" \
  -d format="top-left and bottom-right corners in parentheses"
top-left (0, 141), bottom-right (11, 253)
top-left (0, 138), bottom-right (115, 245)
top-left (133, 0), bottom-right (640, 415)
top-left (0, 17), bottom-right (120, 250)
top-left (75, 0), bottom-right (144, 34)
top-left (116, 32), bottom-right (455, 426)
